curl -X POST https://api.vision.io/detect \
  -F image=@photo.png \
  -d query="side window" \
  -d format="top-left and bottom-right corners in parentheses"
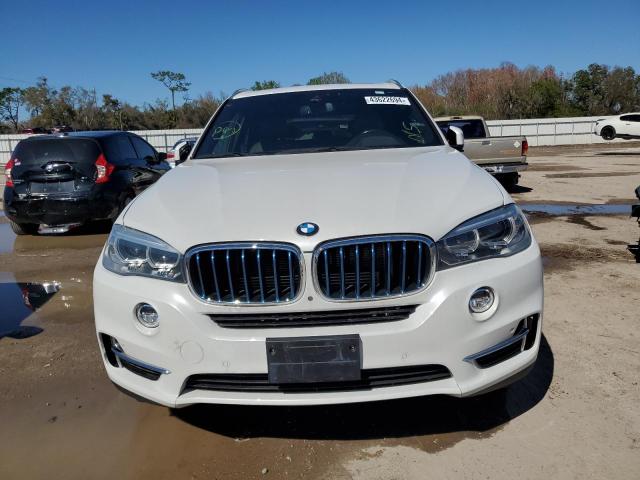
top-left (131, 136), bottom-right (157, 159)
top-left (630, 115), bottom-right (640, 122)
top-left (115, 135), bottom-right (137, 159)
top-left (102, 136), bottom-right (137, 162)
top-left (620, 115), bottom-right (631, 121)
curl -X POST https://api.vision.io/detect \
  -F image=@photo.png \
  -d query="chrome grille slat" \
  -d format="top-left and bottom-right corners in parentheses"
top-left (401, 241), bottom-right (407, 293)
top-left (370, 243), bottom-right (375, 298)
top-left (225, 250), bottom-right (235, 302)
top-left (195, 253), bottom-right (205, 299)
top-left (256, 250), bottom-right (265, 303)
top-left (314, 235), bottom-right (435, 302)
top-left (323, 250), bottom-right (330, 296)
top-left (210, 251), bottom-right (221, 302)
top-left (241, 250), bottom-right (250, 302)
top-left (355, 244), bottom-right (360, 300)
top-left (339, 246), bottom-right (345, 299)
top-left (186, 243), bottom-right (302, 305)
top-left (287, 251), bottom-right (295, 299)
top-left (272, 250), bottom-right (279, 303)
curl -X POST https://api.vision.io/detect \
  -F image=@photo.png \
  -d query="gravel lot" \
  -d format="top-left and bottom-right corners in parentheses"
top-left (1, 144), bottom-right (639, 479)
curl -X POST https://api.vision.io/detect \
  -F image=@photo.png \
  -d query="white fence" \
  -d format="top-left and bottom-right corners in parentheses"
top-left (0, 116), bottom-right (622, 166)
top-left (485, 116), bottom-right (620, 147)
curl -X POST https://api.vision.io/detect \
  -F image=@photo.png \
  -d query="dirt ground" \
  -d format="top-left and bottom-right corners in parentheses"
top-left (0, 144), bottom-right (639, 480)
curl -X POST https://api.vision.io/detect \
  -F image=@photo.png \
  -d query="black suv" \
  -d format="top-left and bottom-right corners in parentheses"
top-left (3, 131), bottom-right (170, 234)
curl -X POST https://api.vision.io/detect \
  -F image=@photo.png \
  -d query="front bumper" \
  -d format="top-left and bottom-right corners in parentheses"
top-left (94, 242), bottom-right (543, 407)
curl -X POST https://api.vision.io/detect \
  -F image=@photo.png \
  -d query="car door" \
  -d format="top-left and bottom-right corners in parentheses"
top-left (618, 115), bottom-right (633, 135)
top-left (102, 134), bottom-right (146, 195)
top-left (129, 135), bottom-right (170, 188)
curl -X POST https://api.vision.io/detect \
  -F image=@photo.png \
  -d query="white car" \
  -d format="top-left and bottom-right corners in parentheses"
top-left (595, 113), bottom-right (640, 140)
top-left (93, 82), bottom-right (543, 407)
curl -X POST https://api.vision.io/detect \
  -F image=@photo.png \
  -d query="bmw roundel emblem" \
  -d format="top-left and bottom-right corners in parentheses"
top-left (297, 222), bottom-right (319, 236)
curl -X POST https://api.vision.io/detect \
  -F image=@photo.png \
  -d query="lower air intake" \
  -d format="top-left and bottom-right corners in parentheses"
top-left (182, 364), bottom-right (451, 394)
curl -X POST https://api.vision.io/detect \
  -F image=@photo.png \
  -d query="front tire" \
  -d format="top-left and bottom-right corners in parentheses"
top-left (9, 220), bottom-right (38, 235)
top-left (601, 126), bottom-right (616, 141)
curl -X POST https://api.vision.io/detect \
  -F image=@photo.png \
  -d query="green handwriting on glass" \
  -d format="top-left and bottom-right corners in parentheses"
top-left (212, 121), bottom-right (242, 140)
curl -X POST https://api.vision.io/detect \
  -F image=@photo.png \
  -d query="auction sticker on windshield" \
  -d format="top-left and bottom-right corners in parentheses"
top-left (364, 96), bottom-right (411, 105)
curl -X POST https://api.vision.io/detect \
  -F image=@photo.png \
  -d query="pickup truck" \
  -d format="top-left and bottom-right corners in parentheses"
top-left (435, 115), bottom-right (528, 187)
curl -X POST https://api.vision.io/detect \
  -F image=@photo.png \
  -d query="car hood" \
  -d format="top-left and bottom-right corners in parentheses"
top-left (122, 147), bottom-right (507, 253)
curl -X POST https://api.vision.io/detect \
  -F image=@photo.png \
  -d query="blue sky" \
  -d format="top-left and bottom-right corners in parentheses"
top-left (1, 0), bottom-right (638, 106)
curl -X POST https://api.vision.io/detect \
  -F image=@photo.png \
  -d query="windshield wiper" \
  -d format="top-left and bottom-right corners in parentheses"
top-left (194, 153), bottom-right (246, 159)
top-left (271, 146), bottom-right (352, 154)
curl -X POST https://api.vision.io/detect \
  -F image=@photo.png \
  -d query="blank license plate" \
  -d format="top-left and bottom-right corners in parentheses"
top-left (29, 181), bottom-right (74, 194)
top-left (266, 334), bottom-right (361, 384)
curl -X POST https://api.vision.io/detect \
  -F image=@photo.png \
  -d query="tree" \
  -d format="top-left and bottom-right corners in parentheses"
top-left (102, 94), bottom-right (127, 130)
top-left (251, 80), bottom-right (280, 90)
top-left (0, 87), bottom-right (23, 131)
top-left (74, 87), bottom-right (102, 130)
top-left (22, 76), bottom-right (51, 119)
top-left (307, 71), bottom-right (350, 85)
top-left (150, 70), bottom-right (191, 111)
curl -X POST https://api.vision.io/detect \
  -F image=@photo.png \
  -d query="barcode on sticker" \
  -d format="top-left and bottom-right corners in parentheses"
top-left (364, 96), bottom-right (411, 105)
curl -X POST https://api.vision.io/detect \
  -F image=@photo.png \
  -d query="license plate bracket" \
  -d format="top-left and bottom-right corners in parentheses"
top-left (29, 181), bottom-right (75, 195)
top-left (266, 334), bottom-right (361, 384)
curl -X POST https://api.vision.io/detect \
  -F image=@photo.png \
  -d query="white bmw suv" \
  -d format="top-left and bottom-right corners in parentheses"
top-left (93, 82), bottom-right (543, 407)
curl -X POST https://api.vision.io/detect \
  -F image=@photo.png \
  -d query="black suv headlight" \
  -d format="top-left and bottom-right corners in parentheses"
top-left (102, 224), bottom-right (185, 282)
top-left (436, 204), bottom-right (531, 270)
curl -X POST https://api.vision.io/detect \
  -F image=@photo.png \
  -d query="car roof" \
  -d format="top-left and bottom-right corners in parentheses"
top-left (232, 82), bottom-right (402, 99)
top-left (67, 130), bottom-right (129, 138)
top-left (20, 130), bottom-right (129, 142)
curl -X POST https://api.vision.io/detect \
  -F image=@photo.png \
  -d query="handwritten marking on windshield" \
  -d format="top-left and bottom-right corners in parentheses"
top-left (212, 121), bottom-right (242, 140)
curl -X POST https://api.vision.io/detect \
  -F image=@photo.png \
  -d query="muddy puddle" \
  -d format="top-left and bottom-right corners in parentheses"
top-left (527, 163), bottom-right (588, 172)
top-left (545, 171), bottom-right (640, 179)
top-left (0, 223), bottom-right (16, 254)
top-left (520, 203), bottom-right (632, 216)
top-left (0, 271), bottom-right (59, 338)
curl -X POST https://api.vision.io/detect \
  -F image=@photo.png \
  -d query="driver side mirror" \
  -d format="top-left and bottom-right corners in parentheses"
top-left (176, 144), bottom-right (193, 165)
top-left (445, 126), bottom-right (464, 152)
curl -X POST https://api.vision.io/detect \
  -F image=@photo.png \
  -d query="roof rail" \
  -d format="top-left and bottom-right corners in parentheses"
top-left (230, 88), bottom-right (249, 98)
top-left (387, 79), bottom-right (404, 88)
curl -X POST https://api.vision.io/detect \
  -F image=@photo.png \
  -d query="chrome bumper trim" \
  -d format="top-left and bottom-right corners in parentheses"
top-left (111, 346), bottom-right (171, 375)
top-left (463, 327), bottom-right (529, 366)
top-left (482, 163), bottom-right (528, 174)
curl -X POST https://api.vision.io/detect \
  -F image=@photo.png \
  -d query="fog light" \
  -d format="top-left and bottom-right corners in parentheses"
top-left (135, 303), bottom-right (159, 328)
top-left (469, 287), bottom-right (494, 313)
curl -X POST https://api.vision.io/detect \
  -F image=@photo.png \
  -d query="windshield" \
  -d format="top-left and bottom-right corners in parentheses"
top-left (193, 88), bottom-right (443, 159)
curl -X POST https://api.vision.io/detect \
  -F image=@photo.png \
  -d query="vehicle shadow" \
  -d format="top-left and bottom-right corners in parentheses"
top-left (503, 183), bottom-right (533, 194)
top-left (174, 335), bottom-right (553, 441)
top-left (595, 151), bottom-right (640, 156)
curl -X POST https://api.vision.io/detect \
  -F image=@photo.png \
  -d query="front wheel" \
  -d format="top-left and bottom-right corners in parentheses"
top-left (601, 126), bottom-right (616, 141)
top-left (9, 220), bottom-right (39, 235)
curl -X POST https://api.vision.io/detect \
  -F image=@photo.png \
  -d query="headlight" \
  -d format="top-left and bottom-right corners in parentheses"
top-left (437, 204), bottom-right (531, 269)
top-left (102, 224), bottom-right (184, 282)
